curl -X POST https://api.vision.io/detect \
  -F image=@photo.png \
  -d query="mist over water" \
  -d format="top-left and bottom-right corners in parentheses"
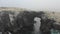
top-left (34, 17), bottom-right (41, 34)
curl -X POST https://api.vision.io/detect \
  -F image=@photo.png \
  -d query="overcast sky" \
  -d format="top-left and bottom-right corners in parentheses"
top-left (0, 0), bottom-right (60, 11)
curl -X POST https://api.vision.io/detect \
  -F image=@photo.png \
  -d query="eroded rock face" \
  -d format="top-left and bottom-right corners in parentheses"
top-left (10, 11), bottom-right (60, 34)
top-left (0, 11), bottom-right (20, 34)
top-left (0, 12), bottom-right (9, 31)
top-left (0, 11), bottom-right (10, 34)
top-left (13, 11), bottom-right (37, 34)
top-left (52, 22), bottom-right (60, 30)
top-left (0, 10), bottom-right (60, 34)
top-left (10, 11), bottom-right (46, 34)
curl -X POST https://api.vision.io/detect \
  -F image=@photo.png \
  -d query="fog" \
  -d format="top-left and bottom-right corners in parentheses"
top-left (34, 17), bottom-right (41, 34)
top-left (0, 0), bottom-right (60, 11)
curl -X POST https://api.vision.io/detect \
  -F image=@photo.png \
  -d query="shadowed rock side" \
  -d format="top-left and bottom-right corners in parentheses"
top-left (0, 11), bottom-right (20, 34)
top-left (39, 12), bottom-right (60, 34)
top-left (52, 22), bottom-right (60, 30)
top-left (11, 11), bottom-right (37, 34)
top-left (38, 12), bottom-right (56, 34)
top-left (0, 11), bottom-right (10, 34)
top-left (9, 11), bottom-right (43, 34)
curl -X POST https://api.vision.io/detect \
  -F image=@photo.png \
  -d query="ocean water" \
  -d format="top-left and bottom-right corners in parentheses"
top-left (51, 29), bottom-right (60, 34)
